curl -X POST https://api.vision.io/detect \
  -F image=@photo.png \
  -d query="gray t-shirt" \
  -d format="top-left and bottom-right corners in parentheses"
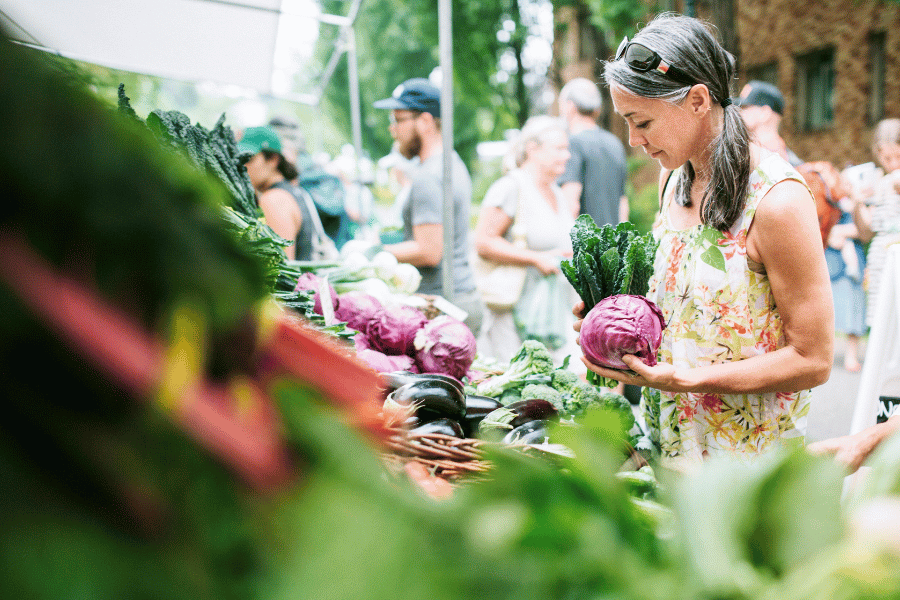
top-left (403, 150), bottom-right (476, 297)
top-left (558, 127), bottom-right (627, 227)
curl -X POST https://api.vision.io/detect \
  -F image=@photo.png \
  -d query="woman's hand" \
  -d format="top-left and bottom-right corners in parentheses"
top-left (581, 354), bottom-right (681, 392)
top-left (806, 432), bottom-right (875, 474)
top-left (572, 300), bottom-right (586, 331)
top-left (532, 250), bottom-right (561, 276)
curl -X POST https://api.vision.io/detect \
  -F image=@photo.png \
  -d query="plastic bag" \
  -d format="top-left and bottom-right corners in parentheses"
top-left (513, 273), bottom-right (571, 351)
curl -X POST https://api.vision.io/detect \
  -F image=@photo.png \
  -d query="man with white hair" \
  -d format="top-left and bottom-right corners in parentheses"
top-left (557, 77), bottom-right (628, 226)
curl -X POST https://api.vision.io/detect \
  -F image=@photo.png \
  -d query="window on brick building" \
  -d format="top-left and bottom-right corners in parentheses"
top-left (868, 31), bottom-right (886, 125)
top-left (746, 62), bottom-right (778, 88)
top-left (795, 48), bottom-right (835, 132)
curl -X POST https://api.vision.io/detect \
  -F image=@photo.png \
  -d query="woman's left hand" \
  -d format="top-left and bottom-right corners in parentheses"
top-left (581, 354), bottom-right (681, 392)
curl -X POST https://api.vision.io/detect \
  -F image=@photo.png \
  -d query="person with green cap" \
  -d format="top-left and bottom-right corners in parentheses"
top-left (239, 125), bottom-right (315, 261)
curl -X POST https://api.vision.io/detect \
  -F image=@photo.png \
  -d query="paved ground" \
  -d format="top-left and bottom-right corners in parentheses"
top-left (806, 334), bottom-right (866, 443)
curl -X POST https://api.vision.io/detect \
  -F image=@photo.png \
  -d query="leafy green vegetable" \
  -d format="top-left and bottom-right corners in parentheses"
top-left (561, 215), bottom-right (658, 314)
top-left (116, 86), bottom-right (350, 334)
top-left (475, 340), bottom-right (555, 398)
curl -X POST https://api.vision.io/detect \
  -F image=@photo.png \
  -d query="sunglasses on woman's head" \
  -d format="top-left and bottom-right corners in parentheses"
top-left (615, 36), bottom-right (694, 87)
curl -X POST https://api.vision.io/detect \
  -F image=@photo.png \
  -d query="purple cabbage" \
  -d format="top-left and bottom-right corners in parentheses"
top-left (353, 332), bottom-right (371, 352)
top-left (334, 292), bottom-right (383, 334)
top-left (413, 315), bottom-right (477, 380)
top-left (295, 272), bottom-right (338, 315)
top-left (356, 348), bottom-right (418, 374)
top-left (367, 305), bottom-right (428, 356)
top-left (580, 294), bottom-right (665, 370)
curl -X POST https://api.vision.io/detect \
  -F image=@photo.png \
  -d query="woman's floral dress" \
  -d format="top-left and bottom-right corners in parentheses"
top-left (640, 154), bottom-right (812, 459)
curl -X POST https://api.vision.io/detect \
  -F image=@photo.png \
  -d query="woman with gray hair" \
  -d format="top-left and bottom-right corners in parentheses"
top-left (474, 115), bottom-right (582, 367)
top-left (574, 14), bottom-right (834, 461)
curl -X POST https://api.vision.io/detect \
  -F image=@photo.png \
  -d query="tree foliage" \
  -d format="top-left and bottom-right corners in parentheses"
top-left (314, 0), bottom-right (538, 166)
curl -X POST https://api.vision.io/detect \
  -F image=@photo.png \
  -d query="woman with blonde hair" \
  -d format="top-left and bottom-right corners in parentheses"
top-left (474, 116), bottom-right (581, 366)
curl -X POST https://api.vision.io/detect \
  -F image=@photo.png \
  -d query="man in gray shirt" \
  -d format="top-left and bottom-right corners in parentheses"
top-left (374, 78), bottom-right (482, 334)
top-left (557, 78), bottom-right (628, 227)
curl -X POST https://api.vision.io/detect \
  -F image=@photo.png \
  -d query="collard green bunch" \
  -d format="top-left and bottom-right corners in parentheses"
top-left (116, 85), bottom-right (283, 290)
top-left (561, 215), bottom-right (658, 313)
top-left (116, 86), bottom-right (354, 340)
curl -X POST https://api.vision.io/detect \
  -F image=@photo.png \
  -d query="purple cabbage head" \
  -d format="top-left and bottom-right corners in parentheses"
top-left (413, 315), bottom-right (477, 380)
top-left (353, 332), bottom-right (371, 352)
top-left (580, 294), bottom-right (665, 370)
top-left (295, 272), bottom-right (338, 315)
top-left (334, 292), bottom-right (383, 335)
top-left (367, 305), bottom-right (428, 356)
top-left (356, 348), bottom-right (418, 374)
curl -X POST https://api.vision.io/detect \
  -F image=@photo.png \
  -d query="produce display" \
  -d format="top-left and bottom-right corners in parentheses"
top-left (117, 85), bottom-right (356, 342)
top-left (4, 29), bottom-right (900, 600)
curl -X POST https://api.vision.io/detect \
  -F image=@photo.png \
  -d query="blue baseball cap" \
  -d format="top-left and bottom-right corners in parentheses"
top-left (373, 78), bottom-right (441, 117)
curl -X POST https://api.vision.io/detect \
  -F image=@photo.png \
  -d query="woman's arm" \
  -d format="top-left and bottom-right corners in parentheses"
top-left (581, 179), bottom-right (834, 394)
top-left (474, 203), bottom-right (560, 276)
top-left (258, 188), bottom-right (303, 261)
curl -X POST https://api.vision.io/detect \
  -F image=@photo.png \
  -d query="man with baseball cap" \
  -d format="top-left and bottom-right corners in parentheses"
top-left (374, 78), bottom-right (482, 334)
top-left (734, 80), bottom-right (803, 167)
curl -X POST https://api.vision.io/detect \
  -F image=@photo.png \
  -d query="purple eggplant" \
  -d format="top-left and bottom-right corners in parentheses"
top-left (477, 399), bottom-right (559, 442)
top-left (502, 419), bottom-right (551, 445)
top-left (504, 399), bottom-right (559, 428)
top-left (462, 395), bottom-right (503, 438)
top-left (381, 371), bottom-right (465, 395)
top-left (410, 417), bottom-right (465, 438)
top-left (389, 378), bottom-right (466, 422)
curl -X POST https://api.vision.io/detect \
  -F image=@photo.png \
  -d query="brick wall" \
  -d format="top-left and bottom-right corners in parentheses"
top-left (553, 1), bottom-right (900, 168)
top-left (737, 0), bottom-right (900, 167)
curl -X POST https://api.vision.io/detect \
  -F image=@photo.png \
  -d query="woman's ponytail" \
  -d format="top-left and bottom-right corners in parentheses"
top-left (700, 103), bottom-right (751, 231)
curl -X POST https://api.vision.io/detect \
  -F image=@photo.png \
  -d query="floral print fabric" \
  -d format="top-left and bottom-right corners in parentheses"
top-left (641, 154), bottom-right (812, 459)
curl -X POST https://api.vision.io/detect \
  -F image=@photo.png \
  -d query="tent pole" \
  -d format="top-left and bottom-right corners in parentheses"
top-left (346, 25), bottom-right (363, 182)
top-left (438, 0), bottom-right (454, 301)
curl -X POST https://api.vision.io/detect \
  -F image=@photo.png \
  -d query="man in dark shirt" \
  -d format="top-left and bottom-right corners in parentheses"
top-left (557, 77), bottom-right (628, 227)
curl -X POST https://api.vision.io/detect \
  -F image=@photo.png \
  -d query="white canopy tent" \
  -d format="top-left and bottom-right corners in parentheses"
top-left (0, 0), bottom-right (359, 103)
top-left (1, 0), bottom-right (364, 149)
top-left (1, 0), bottom-right (459, 301)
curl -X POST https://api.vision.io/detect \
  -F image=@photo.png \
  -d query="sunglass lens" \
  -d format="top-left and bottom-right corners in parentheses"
top-left (625, 43), bottom-right (656, 70)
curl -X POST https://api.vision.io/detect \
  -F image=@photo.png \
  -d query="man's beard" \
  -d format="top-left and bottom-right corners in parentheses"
top-left (398, 133), bottom-right (422, 160)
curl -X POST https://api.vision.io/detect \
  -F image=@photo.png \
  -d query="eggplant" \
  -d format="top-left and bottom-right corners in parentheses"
top-left (502, 419), bottom-right (551, 445)
top-left (381, 371), bottom-right (465, 395)
top-left (504, 399), bottom-right (559, 428)
top-left (388, 379), bottom-right (466, 422)
top-left (410, 417), bottom-right (464, 438)
top-left (462, 394), bottom-right (503, 438)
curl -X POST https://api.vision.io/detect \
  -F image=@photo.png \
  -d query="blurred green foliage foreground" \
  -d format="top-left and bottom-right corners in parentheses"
top-left (2, 31), bottom-right (900, 600)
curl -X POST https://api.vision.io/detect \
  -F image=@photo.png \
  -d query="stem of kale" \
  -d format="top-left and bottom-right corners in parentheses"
top-left (586, 370), bottom-right (619, 390)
